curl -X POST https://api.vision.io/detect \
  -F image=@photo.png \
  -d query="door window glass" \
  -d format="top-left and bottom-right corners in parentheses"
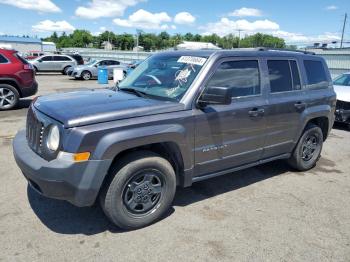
top-left (206, 60), bottom-right (260, 98)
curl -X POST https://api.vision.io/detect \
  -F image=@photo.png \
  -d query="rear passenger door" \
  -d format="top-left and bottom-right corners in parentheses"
top-left (262, 58), bottom-right (306, 158)
top-left (38, 56), bottom-right (54, 71)
top-left (194, 58), bottom-right (267, 176)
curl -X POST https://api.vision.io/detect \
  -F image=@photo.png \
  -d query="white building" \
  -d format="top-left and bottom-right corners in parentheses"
top-left (0, 36), bottom-right (42, 53)
top-left (42, 41), bottom-right (57, 52)
top-left (176, 41), bottom-right (221, 50)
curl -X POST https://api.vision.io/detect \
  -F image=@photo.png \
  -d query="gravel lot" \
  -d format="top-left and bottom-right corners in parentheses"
top-left (1, 74), bottom-right (350, 262)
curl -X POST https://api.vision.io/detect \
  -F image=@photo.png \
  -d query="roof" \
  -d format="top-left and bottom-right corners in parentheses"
top-left (156, 48), bottom-right (318, 59)
top-left (0, 36), bottom-right (41, 44)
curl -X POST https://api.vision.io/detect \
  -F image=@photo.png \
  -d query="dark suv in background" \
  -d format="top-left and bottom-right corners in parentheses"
top-left (0, 48), bottom-right (37, 110)
top-left (14, 49), bottom-right (336, 229)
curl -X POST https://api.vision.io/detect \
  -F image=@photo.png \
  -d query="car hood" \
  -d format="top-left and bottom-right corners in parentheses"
top-left (33, 89), bottom-right (185, 128)
top-left (334, 85), bottom-right (350, 102)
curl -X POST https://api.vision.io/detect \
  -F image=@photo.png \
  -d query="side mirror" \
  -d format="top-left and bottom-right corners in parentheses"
top-left (198, 86), bottom-right (232, 107)
top-left (38, 59), bottom-right (42, 63)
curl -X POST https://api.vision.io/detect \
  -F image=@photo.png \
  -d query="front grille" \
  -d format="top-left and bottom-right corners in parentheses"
top-left (336, 100), bottom-right (350, 110)
top-left (26, 106), bottom-right (44, 156)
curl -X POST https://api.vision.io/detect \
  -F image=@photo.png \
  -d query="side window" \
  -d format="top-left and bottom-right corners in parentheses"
top-left (41, 56), bottom-right (52, 62)
top-left (304, 60), bottom-right (328, 88)
top-left (60, 56), bottom-right (72, 61)
top-left (0, 54), bottom-right (8, 63)
top-left (206, 60), bottom-right (260, 98)
top-left (110, 60), bottom-right (120, 65)
top-left (267, 60), bottom-right (293, 93)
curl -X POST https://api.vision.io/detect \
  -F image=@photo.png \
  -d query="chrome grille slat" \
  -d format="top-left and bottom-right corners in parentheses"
top-left (26, 106), bottom-right (43, 156)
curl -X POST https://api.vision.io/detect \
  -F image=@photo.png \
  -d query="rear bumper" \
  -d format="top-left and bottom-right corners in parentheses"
top-left (335, 109), bottom-right (350, 123)
top-left (13, 130), bottom-right (112, 207)
top-left (21, 81), bottom-right (38, 98)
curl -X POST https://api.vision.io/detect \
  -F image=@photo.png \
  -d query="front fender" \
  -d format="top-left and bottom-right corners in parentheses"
top-left (92, 124), bottom-right (193, 170)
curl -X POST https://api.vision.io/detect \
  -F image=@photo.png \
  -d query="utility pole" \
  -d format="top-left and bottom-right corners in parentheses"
top-left (341, 13), bottom-right (347, 48)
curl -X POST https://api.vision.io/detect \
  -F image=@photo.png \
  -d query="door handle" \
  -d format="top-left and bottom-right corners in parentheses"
top-left (249, 108), bottom-right (265, 117)
top-left (294, 102), bottom-right (307, 110)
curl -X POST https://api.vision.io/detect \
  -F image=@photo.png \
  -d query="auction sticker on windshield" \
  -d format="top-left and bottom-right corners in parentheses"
top-left (177, 56), bottom-right (207, 66)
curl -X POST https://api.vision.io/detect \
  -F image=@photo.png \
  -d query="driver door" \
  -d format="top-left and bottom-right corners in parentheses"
top-left (194, 58), bottom-right (267, 177)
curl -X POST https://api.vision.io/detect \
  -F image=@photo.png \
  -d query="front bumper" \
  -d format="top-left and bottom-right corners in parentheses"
top-left (13, 130), bottom-right (112, 207)
top-left (335, 109), bottom-right (350, 123)
top-left (72, 71), bottom-right (81, 78)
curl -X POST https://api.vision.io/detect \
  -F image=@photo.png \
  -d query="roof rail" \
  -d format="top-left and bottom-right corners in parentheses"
top-left (256, 47), bottom-right (315, 55)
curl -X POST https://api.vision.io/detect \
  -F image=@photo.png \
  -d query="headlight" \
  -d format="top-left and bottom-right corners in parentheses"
top-left (46, 125), bottom-right (60, 151)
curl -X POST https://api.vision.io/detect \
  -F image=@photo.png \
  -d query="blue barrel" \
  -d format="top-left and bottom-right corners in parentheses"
top-left (98, 66), bottom-right (108, 84)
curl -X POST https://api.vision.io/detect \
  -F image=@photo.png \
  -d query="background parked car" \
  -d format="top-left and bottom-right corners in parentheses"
top-left (29, 54), bottom-right (77, 74)
top-left (0, 48), bottom-right (37, 110)
top-left (23, 51), bottom-right (45, 60)
top-left (333, 72), bottom-right (350, 127)
top-left (70, 59), bottom-right (127, 80)
top-left (66, 54), bottom-right (84, 66)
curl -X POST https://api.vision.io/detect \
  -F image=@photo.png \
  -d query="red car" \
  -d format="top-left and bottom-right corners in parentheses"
top-left (0, 48), bottom-right (38, 110)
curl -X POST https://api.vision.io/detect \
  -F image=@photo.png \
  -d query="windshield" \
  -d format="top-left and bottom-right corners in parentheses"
top-left (333, 74), bottom-right (350, 86)
top-left (119, 54), bottom-right (208, 101)
top-left (86, 59), bottom-right (96, 66)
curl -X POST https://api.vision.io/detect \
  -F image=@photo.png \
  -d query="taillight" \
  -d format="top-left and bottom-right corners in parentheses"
top-left (23, 64), bottom-right (33, 70)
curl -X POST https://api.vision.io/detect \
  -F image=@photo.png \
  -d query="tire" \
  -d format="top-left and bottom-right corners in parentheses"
top-left (287, 124), bottom-right (323, 171)
top-left (33, 66), bottom-right (38, 74)
top-left (81, 71), bottom-right (92, 80)
top-left (0, 84), bottom-right (20, 110)
top-left (62, 66), bottom-right (71, 75)
top-left (100, 151), bottom-right (176, 230)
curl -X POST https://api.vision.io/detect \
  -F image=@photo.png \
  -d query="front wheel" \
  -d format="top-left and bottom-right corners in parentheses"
top-left (288, 124), bottom-right (323, 171)
top-left (81, 70), bottom-right (92, 80)
top-left (100, 151), bottom-right (176, 230)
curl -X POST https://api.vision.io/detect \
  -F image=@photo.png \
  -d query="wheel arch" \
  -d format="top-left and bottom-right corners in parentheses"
top-left (0, 78), bottom-right (22, 97)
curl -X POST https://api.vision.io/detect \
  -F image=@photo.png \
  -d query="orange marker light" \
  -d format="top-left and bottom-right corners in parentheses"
top-left (73, 152), bottom-right (90, 162)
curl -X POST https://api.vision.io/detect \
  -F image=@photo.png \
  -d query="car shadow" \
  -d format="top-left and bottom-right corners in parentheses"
top-left (332, 122), bottom-right (349, 131)
top-left (27, 160), bottom-right (290, 235)
top-left (15, 99), bottom-right (32, 110)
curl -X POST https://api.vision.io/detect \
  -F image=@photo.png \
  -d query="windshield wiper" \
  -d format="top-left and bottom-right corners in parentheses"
top-left (119, 87), bottom-right (149, 98)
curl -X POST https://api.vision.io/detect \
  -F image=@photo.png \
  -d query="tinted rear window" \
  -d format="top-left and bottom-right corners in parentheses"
top-left (15, 53), bottom-right (29, 64)
top-left (0, 54), bottom-right (8, 63)
top-left (267, 60), bottom-right (293, 93)
top-left (304, 60), bottom-right (328, 88)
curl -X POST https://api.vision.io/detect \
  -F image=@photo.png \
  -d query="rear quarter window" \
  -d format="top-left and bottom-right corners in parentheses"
top-left (0, 54), bottom-right (8, 63)
top-left (304, 60), bottom-right (329, 89)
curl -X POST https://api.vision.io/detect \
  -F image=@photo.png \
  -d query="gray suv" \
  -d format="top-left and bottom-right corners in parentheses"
top-left (29, 54), bottom-right (77, 74)
top-left (13, 49), bottom-right (336, 229)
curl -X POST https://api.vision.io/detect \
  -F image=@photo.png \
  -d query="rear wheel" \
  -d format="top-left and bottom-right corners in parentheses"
top-left (100, 151), bottom-right (176, 230)
top-left (288, 124), bottom-right (323, 171)
top-left (81, 70), bottom-right (92, 80)
top-left (0, 84), bottom-right (19, 110)
top-left (62, 66), bottom-right (71, 75)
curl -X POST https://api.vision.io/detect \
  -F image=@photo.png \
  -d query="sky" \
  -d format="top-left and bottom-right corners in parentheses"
top-left (0, 0), bottom-right (349, 45)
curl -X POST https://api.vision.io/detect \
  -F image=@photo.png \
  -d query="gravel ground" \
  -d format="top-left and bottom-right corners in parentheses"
top-left (0, 74), bottom-right (350, 262)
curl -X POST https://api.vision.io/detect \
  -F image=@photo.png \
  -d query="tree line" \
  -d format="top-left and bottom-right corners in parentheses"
top-left (43, 30), bottom-right (295, 51)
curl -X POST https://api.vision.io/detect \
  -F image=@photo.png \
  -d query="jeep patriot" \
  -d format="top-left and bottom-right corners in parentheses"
top-left (13, 49), bottom-right (336, 229)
